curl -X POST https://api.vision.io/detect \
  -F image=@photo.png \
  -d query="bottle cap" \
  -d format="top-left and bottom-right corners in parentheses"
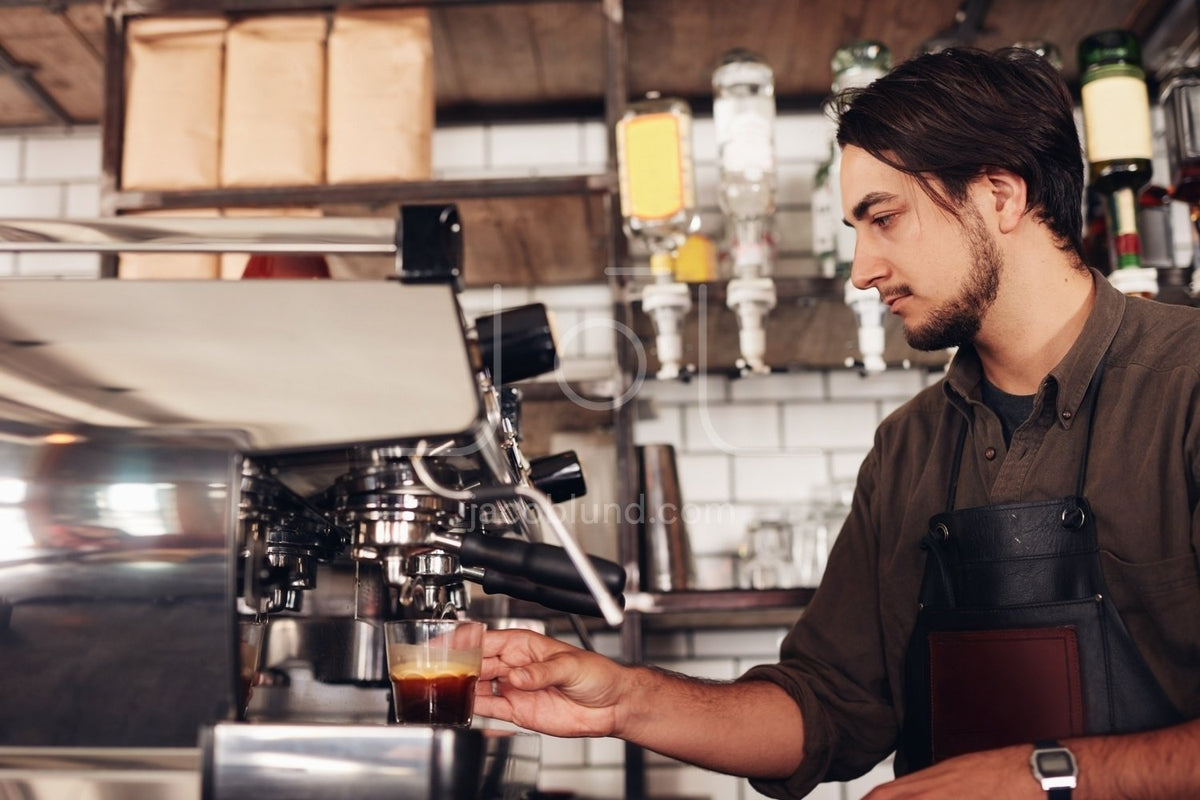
top-left (712, 48), bottom-right (773, 93)
top-left (1012, 40), bottom-right (1063, 71)
top-left (832, 40), bottom-right (892, 92)
top-left (1079, 29), bottom-right (1142, 72)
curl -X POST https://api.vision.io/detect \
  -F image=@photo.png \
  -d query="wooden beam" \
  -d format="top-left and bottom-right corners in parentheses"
top-left (0, 41), bottom-right (71, 124)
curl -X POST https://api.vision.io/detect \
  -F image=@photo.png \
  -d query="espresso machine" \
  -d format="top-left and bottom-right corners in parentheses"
top-left (0, 208), bottom-right (626, 799)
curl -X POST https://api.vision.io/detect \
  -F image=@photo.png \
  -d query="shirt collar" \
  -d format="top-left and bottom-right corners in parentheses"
top-left (943, 269), bottom-right (1124, 430)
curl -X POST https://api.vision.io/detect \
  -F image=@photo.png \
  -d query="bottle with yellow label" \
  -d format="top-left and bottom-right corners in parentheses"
top-left (616, 92), bottom-right (699, 271)
top-left (1079, 30), bottom-right (1156, 296)
top-left (616, 92), bottom-right (699, 379)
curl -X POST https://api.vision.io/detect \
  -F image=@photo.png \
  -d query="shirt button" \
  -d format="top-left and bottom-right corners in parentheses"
top-left (984, 447), bottom-right (997, 460)
top-left (1061, 410), bottom-right (1073, 420)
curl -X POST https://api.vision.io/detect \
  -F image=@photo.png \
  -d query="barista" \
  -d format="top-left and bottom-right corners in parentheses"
top-left (474, 47), bottom-right (1200, 800)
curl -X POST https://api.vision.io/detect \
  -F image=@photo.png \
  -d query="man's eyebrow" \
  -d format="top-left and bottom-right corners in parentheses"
top-left (848, 191), bottom-right (897, 223)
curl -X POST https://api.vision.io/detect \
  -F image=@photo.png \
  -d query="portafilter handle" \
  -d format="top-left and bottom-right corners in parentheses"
top-left (411, 448), bottom-right (625, 626)
top-left (461, 567), bottom-right (625, 618)
top-left (428, 531), bottom-right (625, 596)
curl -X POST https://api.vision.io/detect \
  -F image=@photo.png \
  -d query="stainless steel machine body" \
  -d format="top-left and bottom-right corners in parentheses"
top-left (0, 213), bottom-right (622, 799)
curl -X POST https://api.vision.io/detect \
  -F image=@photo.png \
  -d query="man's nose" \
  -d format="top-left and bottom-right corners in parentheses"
top-left (848, 237), bottom-right (887, 291)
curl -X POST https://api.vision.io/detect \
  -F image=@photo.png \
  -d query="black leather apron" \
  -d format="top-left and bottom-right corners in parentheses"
top-left (900, 362), bottom-right (1180, 770)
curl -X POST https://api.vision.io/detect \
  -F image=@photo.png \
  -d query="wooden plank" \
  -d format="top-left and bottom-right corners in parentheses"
top-left (0, 72), bottom-right (50, 125)
top-left (623, 0), bottom-right (1170, 105)
top-left (972, 0), bottom-right (1174, 84)
top-left (456, 193), bottom-right (610, 286)
top-left (431, 1), bottom-right (605, 108)
top-left (0, 6), bottom-right (103, 123)
top-left (262, 190), bottom-right (610, 287)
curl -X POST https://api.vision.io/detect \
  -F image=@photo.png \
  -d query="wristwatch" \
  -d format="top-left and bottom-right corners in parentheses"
top-left (1030, 739), bottom-right (1078, 799)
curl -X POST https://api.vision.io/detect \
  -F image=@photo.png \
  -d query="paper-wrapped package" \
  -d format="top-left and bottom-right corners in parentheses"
top-left (122, 17), bottom-right (227, 190)
top-left (221, 14), bottom-right (327, 187)
top-left (118, 208), bottom-right (221, 279)
top-left (326, 7), bottom-right (433, 183)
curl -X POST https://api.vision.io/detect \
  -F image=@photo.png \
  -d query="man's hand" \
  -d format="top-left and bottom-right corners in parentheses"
top-left (473, 628), bottom-right (806, 779)
top-left (474, 628), bottom-right (631, 738)
top-left (863, 745), bottom-right (1040, 799)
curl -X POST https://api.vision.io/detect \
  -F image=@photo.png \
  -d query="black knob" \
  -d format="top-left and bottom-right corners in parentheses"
top-left (475, 303), bottom-right (558, 384)
top-left (529, 451), bottom-right (587, 504)
top-left (396, 204), bottom-right (463, 289)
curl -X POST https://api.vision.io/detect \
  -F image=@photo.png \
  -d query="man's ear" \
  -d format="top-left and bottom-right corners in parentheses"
top-left (982, 168), bottom-right (1027, 234)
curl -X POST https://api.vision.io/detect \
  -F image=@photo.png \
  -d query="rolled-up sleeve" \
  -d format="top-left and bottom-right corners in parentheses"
top-left (737, 445), bottom-right (899, 799)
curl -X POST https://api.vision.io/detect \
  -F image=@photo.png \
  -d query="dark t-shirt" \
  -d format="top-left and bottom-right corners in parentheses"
top-left (981, 379), bottom-right (1035, 447)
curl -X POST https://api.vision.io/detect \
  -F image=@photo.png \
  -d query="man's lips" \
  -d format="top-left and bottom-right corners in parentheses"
top-left (880, 291), bottom-right (910, 312)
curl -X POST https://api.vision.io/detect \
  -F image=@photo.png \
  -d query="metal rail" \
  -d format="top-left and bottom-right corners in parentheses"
top-left (0, 216), bottom-right (398, 254)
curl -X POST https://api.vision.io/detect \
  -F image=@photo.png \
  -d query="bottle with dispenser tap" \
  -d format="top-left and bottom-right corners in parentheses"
top-left (713, 48), bottom-right (778, 375)
top-left (616, 92), bottom-right (699, 380)
top-left (811, 41), bottom-right (892, 375)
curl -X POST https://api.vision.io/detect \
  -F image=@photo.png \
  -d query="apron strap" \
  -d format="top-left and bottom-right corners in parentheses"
top-left (1074, 359), bottom-right (1106, 497)
top-left (944, 420), bottom-right (969, 514)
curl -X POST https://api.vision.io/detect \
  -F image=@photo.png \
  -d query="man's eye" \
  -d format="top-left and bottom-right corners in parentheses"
top-left (872, 214), bottom-right (896, 229)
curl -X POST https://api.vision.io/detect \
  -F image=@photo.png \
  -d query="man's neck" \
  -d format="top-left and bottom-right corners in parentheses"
top-left (973, 257), bottom-right (1096, 395)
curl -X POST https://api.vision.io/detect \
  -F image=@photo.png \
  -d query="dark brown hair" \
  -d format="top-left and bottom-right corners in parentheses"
top-left (835, 47), bottom-right (1085, 257)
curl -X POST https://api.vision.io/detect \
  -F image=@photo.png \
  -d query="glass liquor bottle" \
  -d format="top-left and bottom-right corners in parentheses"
top-left (1160, 67), bottom-right (1200, 293)
top-left (713, 48), bottom-right (777, 374)
top-left (615, 92), bottom-right (699, 380)
top-left (713, 48), bottom-right (776, 280)
top-left (1012, 40), bottom-right (1063, 71)
top-left (1078, 30), bottom-right (1156, 297)
top-left (811, 41), bottom-right (891, 281)
top-left (811, 41), bottom-right (892, 375)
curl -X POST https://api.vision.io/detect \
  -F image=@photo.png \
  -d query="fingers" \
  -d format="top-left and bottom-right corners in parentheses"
top-left (505, 651), bottom-right (577, 692)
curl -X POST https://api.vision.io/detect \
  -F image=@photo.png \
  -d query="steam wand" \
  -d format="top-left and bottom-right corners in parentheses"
top-left (411, 443), bottom-right (625, 627)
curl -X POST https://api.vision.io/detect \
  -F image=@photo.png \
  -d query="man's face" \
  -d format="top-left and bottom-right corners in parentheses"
top-left (840, 145), bottom-right (1003, 351)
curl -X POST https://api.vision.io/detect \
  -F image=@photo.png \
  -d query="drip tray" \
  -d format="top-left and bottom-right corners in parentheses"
top-left (205, 722), bottom-right (539, 800)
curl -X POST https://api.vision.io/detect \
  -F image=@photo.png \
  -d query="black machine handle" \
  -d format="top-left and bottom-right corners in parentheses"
top-left (457, 532), bottom-right (626, 595)
top-left (473, 570), bottom-right (624, 618)
top-left (528, 451), bottom-right (587, 504)
top-left (474, 303), bottom-right (558, 384)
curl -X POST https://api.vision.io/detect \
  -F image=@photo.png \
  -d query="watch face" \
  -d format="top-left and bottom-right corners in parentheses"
top-left (1036, 751), bottom-right (1074, 776)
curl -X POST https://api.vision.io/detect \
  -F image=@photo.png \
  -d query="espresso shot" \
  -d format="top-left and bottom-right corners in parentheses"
top-left (390, 664), bottom-right (480, 727)
top-left (384, 619), bottom-right (485, 727)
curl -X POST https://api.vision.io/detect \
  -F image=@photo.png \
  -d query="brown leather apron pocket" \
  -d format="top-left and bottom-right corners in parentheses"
top-left (928, 627), bottom-right (1084, 762)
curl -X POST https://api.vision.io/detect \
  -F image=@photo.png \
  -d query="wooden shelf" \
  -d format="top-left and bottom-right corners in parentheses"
top-left (2, 0), bottom-right (1187, 129)
top-left (632, 285), bottom-right (952, 373)
top-left (105, 175), bottom-right (617, 288)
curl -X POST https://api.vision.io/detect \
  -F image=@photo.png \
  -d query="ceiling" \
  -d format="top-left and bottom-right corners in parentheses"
top-left (0, 0), bottom-right (1194, 130)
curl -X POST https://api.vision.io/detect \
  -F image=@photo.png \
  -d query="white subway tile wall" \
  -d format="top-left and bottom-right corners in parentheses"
top-left (0, 100), bottom-right (1192, 799)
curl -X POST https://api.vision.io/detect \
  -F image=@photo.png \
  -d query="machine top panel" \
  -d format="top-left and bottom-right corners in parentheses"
top-left (0, 279), bottom-right (481, 453)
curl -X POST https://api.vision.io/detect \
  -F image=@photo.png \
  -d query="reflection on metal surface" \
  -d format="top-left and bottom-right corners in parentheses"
top-left (205, 723), bottom-right (538, 800)
top-left (0, 431), bottom-right (238, 748)
top-left (0, 217), bottom-right (398, 254)
top-left (0, 748), bottom-right (201, 800)
top-left (0, 280), bottom-right (482, 452)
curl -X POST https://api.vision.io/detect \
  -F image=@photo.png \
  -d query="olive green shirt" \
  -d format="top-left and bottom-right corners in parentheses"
top-left (743, 272), bottom-right (1200, 798)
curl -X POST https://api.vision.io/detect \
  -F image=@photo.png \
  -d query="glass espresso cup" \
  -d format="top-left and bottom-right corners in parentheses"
top-left (384, 618), bottom-right (485, 727)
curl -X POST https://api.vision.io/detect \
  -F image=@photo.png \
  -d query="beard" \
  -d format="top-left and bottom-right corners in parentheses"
top-left (903, 209), bottom-right (1003, 352)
